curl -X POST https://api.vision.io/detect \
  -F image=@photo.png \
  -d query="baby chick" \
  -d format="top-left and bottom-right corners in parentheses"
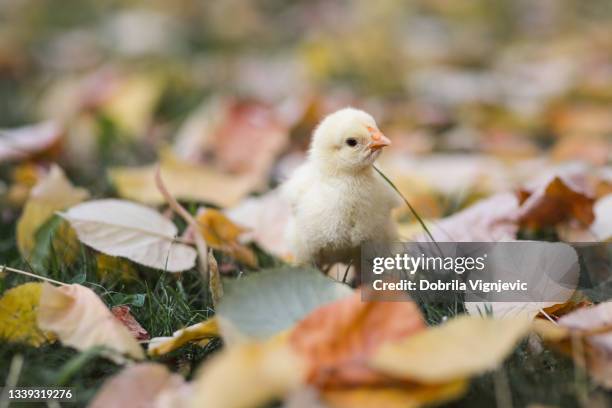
top-left (283, 108), bottom-right (401, 271)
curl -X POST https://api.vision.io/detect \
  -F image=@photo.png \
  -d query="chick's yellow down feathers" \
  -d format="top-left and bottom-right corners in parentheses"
top-left (283, 108), bottom-right (400, 269)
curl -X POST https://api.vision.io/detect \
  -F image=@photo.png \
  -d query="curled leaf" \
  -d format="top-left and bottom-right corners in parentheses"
top-left (518, 176), bottom-right (595, 229)
top-left (197, 209), bottom-right (257, 268)
top-left (148, 318), bottom-right (219, 357)
top-left (37, 283), bottom-right (144, 362)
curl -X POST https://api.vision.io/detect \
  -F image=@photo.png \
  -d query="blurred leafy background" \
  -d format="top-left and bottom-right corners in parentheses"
top-left (1, 0), bottom-right (611, 406)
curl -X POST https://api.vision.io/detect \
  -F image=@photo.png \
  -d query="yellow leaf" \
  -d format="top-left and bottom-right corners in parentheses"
top-left (95, 253), bottom-right (138, 283)
top-left (371, 315), bottom-right (531, 384)
top-left (208, 250), bottom-right (223, 307)
top-left (190, 337), bottom-right (305, 408)
top-left (197, 209), bottom-right (258, 268)
top-left (321, 380), bottom-right (468, 408)
top-left (148, 318), bottom-right (219, 357)
top-left (37, 283), bottom-right (144, 363)
top-left (16, 165), bottom-right (89, 258)
top-left (109, 150), bottom-right (258, 208)
top-left (0, 282), bottom-right (50, 346)
top-left (101, 74), bottom-right (163, 137)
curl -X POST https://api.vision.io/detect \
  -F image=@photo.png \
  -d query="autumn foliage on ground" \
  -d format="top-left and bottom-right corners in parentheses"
top-left (0, 1), bottom-right (611, 407)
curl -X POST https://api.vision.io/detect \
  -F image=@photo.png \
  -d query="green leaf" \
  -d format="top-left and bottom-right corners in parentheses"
top-left (217, 267), bottom-right (352, 340)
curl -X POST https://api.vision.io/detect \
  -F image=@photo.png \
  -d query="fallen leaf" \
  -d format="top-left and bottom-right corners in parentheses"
top-left (109, 150), bottom-right (258, 207)
top-left (60, 199), bottom-right (197, 272)
top-left (591, 194), bottom-right (612, 241)
top-left (552, 135), bottom-right (611, 166)
top-left (321, 381), bottom-right (468, 408)
top-left (534, 302), bottom-right (612, 389)
top-left (217, 268), bottom-right (352, 343)
top-left (16, 164), bottom-right (89, 259)
top-left (371, 315), bottom-right (531, 383)
top-left (465, 241), bottom-right (580, 319)
top-left (196, 208), bottom-right (257, 268)
top-left (5, 163), bottom-right (44, 206)
top-left (211, 100), bottom-right (289, 176)
top-left (37, 283), bottom-right (144, 362)
top-left (148, 318), bottom-right (219, 357)
top-left (414, 193), bottom-right (519, 241)
top-left (96, 253), bottom-right (138, 283)
top-left (173, 99), bottom-right (289, 180)
top-left (225, 187), bottom-right (292, 258)
top-left (518, 176), bottom-right (595, 229)
top-left (290, 289), bottom-right (426, 388)
top-left (0, 282), bottom-right (50, 346)
top-left (111, 305), bottom-right (149, 341)
top-left (100, 74), bottom-right (163, 137)
top-left (0, 121), bottom-right (62, 162)
top-left (208, 250), bottom-right (223, 307)
top-left (89, 362), bottom-right (186, 408)
top-left (190, 338), bottom-right (305, 408)
top-left (28, 215), bottom-right (81, 275)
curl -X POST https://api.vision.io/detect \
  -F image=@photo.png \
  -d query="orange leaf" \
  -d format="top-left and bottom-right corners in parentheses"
top-left (518, 176), bottom-right (595, 229)
top-left (289, 289), bottom-right (425, 388)
top-left (321, 381), bottom-right (468, 408)
top-left (197, 209), bottom-right (258, 268)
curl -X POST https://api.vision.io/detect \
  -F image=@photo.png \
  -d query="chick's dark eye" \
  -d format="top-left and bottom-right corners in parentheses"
top-left (345, 138), bottom-right (358, 147)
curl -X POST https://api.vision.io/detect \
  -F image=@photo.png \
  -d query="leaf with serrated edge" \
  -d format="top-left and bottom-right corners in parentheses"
top-left (60, 199), bottom-right (196, 272)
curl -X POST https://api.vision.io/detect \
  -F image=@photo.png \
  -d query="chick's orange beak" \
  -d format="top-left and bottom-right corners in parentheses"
top-left (367, 126), bottom-right (391, 150)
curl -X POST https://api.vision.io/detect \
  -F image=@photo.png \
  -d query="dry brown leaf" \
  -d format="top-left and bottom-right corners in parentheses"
top-left (0, 121), bottom-right (62, 162)
top-left (111, 305), bottom-right (149, 341)
top-left (289, 289), bottom-right (426, 388)
top-left (518, 176), bottom-right (595, 229)
top-left (321, 381), bottom-right (468, 408)
top-left (190, 337), bottom-right (305, 408)
top-left (148, 318), bottom-right (219, 357)
top-left (89, 362), bottom-right (186, 408)
top-left (196, 208), bottom-right (257, 268)
top-left (109, 150), bottom-right (258, 208)
top-left (16, 164), bottom-right (89, 259)
top-left (37, 283), bottom-right (144, 363)
top-left (371, 315), bottom-right (531, 384)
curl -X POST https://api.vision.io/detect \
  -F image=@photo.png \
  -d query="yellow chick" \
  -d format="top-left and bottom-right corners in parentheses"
top-left (283, 108), bottom-right (400, 271)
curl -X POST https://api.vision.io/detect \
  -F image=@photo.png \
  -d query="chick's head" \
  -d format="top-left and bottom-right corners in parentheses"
top-left (309, 108), bottom-right (391, 173)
